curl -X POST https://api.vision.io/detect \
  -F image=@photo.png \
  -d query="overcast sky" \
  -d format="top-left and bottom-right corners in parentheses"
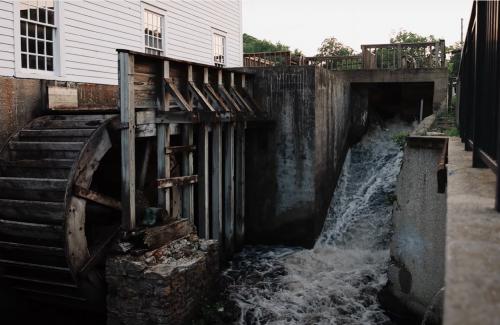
top-left (242, 0), bottom-right (473, 56)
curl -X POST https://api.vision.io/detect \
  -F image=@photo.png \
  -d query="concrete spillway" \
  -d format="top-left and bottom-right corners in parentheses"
top-left (226, 121), bottom-right (411, 324)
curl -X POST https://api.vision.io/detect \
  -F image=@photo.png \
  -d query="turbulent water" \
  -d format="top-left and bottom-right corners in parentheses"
top-left (225, 121), bottom-right (412, 325)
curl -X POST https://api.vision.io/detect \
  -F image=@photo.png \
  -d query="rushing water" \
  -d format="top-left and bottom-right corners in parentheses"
top-left (225, 121), bottom-right (412, 325)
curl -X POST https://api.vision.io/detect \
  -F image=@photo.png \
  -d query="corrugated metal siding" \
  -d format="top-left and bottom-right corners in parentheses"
top-left (0, 0), bottom-right (242, 84)
top-left (0, 0), bottom-right (15, 76)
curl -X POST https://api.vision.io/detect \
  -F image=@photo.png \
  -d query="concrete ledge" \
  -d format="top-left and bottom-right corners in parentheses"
top-left (444, 137), bottom-right (500, 325)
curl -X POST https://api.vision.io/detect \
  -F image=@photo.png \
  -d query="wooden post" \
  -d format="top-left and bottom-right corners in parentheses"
top-left (234, 122), bottom-right (246, 248)
top-left (223, 123), bottom-right (235, 255)
top-left (119, 52), bottom-right (136, 231)
top-left (157, 61), bottom-right (171, 220)
top-left (397, 44), bottom-right (402, 69)
top-left (420, 99), bottom-right (424, 122)
top-left (211, 124), bottom-right (223, 241)
top-left (182, 125), bottom-right (194, 222)
top-left (197, 125), bottom-right (210, 238)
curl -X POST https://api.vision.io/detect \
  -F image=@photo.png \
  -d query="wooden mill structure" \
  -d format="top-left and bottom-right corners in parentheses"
top-left (0, 50), bottom-right (266, 308)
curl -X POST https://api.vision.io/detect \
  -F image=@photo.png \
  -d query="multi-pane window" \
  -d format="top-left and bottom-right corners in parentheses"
top-left (19, 0), bottom-right (55, 72)
top-left (144, 10), bottom-right (163, 56)
top-left (213, 34), bottom-right (225, 67)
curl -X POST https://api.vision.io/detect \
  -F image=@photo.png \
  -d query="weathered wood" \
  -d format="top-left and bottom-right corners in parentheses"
top-left (156, 111), bottom-right (200, 124)
top-left (0, 259), bottom-right (70, 272)
top-left (0, 199), bottom-right (64, 224)
top-left (165, 78), bottom-right (192, 111)
top-left (142, 219), bottom-right (195, 249)
top-left (73, 186), bottom-right (122, 211)
top-left (211, 124), bottom-right (223, 241)
top-left (79, 226), bottom-right (120, 276)
top-left (188, 81), bottom-right (216, 112)
top-left (119, 52), bottom-right (136, 230)
top-left (157, 60), bottom-right (171, 220)
top-left (3, 274), bottom-right (78, 289)
top-left (223, 123), bottom-right (235, 254)
top-left (157, 175), bottom-right (198, 189)
top-left (0, 241), bottom-right (64, 256)
top-left (0, 177), bottom-right (67, 191)
top-left (48, 86), bottom-right (79, 110)
top-left (0, 219), bottom-right (63, 242)
top-left (138, 139), bottom-right (153, 188)
top-left (19, 129), bottom-right (95, 140)
top-left (9, 141), bottom-right (84, 151)
top-left (166, 145), bottom-right (196, 154)
top-left (204, 83), bottom-right (230, 113)
top-left (235, 122), bottom-right (246, 248)
top-left (197, 125), bottom-right (210, 239)
top-left (182, 125), bottom-right (194, 222)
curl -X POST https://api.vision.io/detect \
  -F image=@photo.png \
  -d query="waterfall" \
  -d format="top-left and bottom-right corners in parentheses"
top-left (225, 120), bottom-right (411, 325)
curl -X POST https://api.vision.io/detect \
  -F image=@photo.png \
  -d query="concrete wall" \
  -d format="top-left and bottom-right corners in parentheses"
top-left (245, 66), bottom-right (367, 247)
top-left (384, 136), bottom-right (447, 323)
top-left (338, 69), bottom-right (449, 112)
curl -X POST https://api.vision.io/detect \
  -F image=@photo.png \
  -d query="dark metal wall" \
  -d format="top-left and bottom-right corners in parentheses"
top-left (457, 0), bottom-right (500, 210)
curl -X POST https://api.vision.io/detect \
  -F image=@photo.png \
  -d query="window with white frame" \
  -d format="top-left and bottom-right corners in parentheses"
top-left (19, 0), bottom-right (56, 72)
top-left (213, 33), bottom-right (226, 67)
top-left (144, 10), bottom-right (163, 56)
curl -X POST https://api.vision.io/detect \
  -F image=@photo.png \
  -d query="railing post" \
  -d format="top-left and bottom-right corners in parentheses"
top-left (397, 44), bottom-right (402, 69)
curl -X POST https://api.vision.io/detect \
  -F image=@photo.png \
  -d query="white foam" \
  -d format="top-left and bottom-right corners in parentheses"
top-left (226, 121), bottom-right (411, 324)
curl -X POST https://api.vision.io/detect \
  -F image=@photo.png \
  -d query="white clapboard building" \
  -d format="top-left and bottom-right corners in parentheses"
top-left (0, 0), bottom-right (243, 85)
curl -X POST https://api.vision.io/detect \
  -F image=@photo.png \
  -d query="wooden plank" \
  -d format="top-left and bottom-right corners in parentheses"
top-left (0, 177), bottom-right (67, 191)
top-left (9, 141), bottom-right (84, 151)
top-left (0, 199), bottom-right (65, 224)
top-left (119, 52), bottom-right (136, 231)
top-left (0, 219), bottom-right (63, 242)
top-left (235, 122), bottom-right (246, 248)
top-left (165, 78), bottom-right (192, 111)
top-left (157, 60), bottom-right (171, 220)
top-left (197, 125), bottom-right (210, 239)
top-left (73, 186), bottom-right (122, 211)
top-left (156, 111), bottom-right (200, 124)
top-left (188, 81), bottom-right (216, 112)
top-left (211, 124), bottom-right (223, 241)
top-left (157, 175), bottom-right (198, 189)
top-left (0, 241), bottom-right (64, 256)
top-left (142, 219), bottom-right (194, 249)
top-left (182, 124), bottom-right (194, 222)
top-left (47, 86), bottom-right (78, 110)
top-left (223, 123), bottom-right (235, 255)
top-left (166, 145), bottom-right (196, 154)
top-left (204, 83), bottom-right (230, 113)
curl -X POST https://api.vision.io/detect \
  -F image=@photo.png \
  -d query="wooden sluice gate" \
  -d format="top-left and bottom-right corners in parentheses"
top-left (0, 50), bottom-right (267, 309)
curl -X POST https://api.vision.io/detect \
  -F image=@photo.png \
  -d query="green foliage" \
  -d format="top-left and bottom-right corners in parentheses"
top-left (447, 42), bottom-right (462, 78)
top-left (390, 30), bottom-right (437, 43)
top-left (243, 33), bottom-right (288, 53)
top-left (317, 36), bottom-right (355, 56)
top-left (392, 131), bottom-right (409, 148)
top-left (445, 127), bottom-right (460, 137)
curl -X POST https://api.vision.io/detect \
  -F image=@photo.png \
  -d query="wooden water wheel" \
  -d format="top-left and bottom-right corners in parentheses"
top-left (0, 114), bottom-right (122, 309)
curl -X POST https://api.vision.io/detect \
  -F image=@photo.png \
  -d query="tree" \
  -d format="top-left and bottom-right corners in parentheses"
top-left (390, 30), bottom-right (437, 44)
top-left (243, 33), bottom-right (290, 53)
top-left (317, 36), bottom-right (354, 56)
top-left (447, 42), bottom-right (462, 78)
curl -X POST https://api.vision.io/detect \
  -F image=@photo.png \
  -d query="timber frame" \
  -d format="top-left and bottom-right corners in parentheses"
top-left (117, 50), bottom-right (265, 253)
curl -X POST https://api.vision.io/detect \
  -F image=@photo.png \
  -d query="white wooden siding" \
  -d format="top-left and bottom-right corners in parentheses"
top-left (0, 0), bottom-right (15, 76)
top-left (0, 0), bottom-right (242, 85)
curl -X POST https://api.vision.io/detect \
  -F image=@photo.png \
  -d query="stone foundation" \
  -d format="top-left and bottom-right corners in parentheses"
top-left (106, 235), bottom-right (219, 325)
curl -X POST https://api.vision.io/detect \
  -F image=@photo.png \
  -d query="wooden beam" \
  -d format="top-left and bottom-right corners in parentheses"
top-left (165, 78), bottom-right (192, 111)
top-left (211, 124), bottom-right (223, 241)
top-left (166, 145), bottom-right (196, 154)
top-left (197, 125), bottom-right (210, 239)
top-left (235, 122), bottom-right (246, 248)
top-left (223, 123), bottom-right (235, 255)
top-left (74, 186), bottom-right (122, 211)
top-left (188, 81), bottom-right (217, 112)
top-left (157, 175), bottom-right (198, 189)
top-left (182, 125), bottom-right (195, 222)
top-left (119, 52), bottom-right (136, 230)
top-left (157, 60), bottom-right (171, 221)
top-left (142, 219), bottom-right (194, 249)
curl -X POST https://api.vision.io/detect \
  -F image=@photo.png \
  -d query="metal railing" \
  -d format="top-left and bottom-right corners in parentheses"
top-left (304, 55), bottom-right (362, 70)
top-left (361, 41), bottom-right (446, 69)
top-left (243, 41), bottom-right (446, 71)
top-left (457, 0), bottom-right (500, 211)
top-left (243, 51), bottom-right (306, 67)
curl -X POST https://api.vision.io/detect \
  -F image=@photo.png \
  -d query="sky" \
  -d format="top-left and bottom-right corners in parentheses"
top-left (242, 0), bottom-right (473, 56)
